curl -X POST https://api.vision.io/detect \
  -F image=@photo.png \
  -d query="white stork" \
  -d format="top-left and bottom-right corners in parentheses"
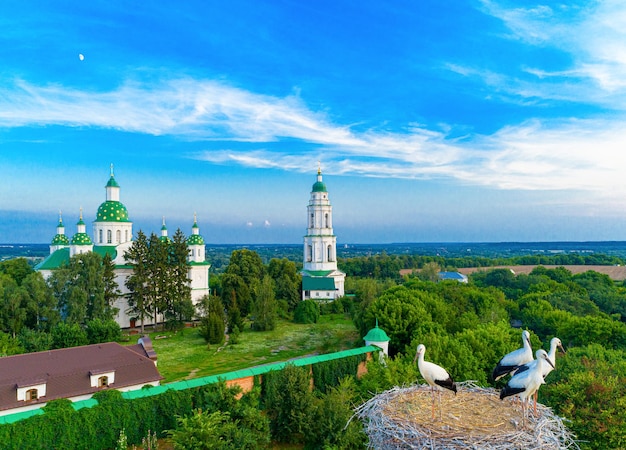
top-left (492, 329), bottom-right (533, 382)
top-left (500, 349), bottom-right (555, 426)
top-left (513, 337), bottom-right (565, 413)
top-left (413, 344), bottom-right (457, 420)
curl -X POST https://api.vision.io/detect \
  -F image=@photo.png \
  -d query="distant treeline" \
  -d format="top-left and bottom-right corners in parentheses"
top-left (338, 253), bottom-right (625, 280)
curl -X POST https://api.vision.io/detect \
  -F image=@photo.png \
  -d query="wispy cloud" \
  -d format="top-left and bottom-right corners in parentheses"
top-left (477, 1), bottom-right (626, 102)
top-left (1, 76), bottom-right (626, 196)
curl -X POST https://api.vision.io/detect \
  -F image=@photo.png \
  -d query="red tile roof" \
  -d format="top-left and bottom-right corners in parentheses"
top-left (0, 342), bottom-right (163, 412)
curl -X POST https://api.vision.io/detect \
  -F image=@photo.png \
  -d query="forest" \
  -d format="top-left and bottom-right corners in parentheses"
top-left (1, 248), bottom-right (625, 449)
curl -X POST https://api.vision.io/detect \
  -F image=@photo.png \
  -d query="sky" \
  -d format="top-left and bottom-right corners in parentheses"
top-left (2, 1), bottom-right (626, 244)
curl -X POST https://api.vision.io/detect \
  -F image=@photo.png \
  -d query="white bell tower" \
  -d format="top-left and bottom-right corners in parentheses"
top-left (301, 167), bottom-right (345, 300)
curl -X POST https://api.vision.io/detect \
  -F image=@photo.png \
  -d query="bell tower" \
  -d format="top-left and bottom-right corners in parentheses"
top-left (301, 167), bottom-right (345, 300)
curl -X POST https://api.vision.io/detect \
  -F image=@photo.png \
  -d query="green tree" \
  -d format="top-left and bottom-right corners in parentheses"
top-left (167, 228), bottom-right (193, 326)
top-left (21, 271), bottom-right (59, 331)
top-left (102, 252), bottom-right (122, 318)
top-left (47, 252), bottom-right (115, 325)
top-left (223, 250), bottom-right (265, 316)
top-left (305, 378), bottom-right (366, 449)
top-left (268, 258), bottom-right (301, 311)
top-left (251, 275), bottom-right (277, 331)
top-left (0, 257), bottom-right (34, 285)
top-left (293, 299), bottom-right (319, 324)
top-left (0, 330), bottom-right (23, 356)
top-left (86, 318), bottom-right (122, 344)
top-left (198, 295), bottom-right (226, 345)
top-left (125, 230), bottom-right (152, 332)
top-left (0, 274), bottom-right (28, 338)
top-left (264, 363), bottom-right (314, 444)
top-left (51, 321), bottom-right (88, 349)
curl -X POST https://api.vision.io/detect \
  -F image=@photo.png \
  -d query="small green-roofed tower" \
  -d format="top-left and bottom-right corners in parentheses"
top-left (50, 211), bottom-right (70, 253)
top-left (70, 208), bottom-right (94, 256)
top-left (363, 319), bottom-right (390, 355)
top-left (187, 213), bottom-right (205, 262)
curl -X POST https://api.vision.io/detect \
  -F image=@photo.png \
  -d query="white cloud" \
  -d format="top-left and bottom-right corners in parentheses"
top-left (1, 75), bottom-right (626, 200)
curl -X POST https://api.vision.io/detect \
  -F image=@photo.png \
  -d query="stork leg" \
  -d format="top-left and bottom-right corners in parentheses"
top-left (533, 391), bottom-right (538, 416)
top-left (430, 386), bottom-right (436, 420)
top-left (438, 389), bottom-right (443, 421)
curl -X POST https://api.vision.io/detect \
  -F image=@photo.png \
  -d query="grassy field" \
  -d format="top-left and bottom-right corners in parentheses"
top-left (142, 314), bottom-right (361, 383)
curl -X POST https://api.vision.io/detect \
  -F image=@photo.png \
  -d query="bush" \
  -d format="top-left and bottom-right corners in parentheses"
top-left (293, 300), bottom-right (320, 324)
top-left (199, 314), bottom-right (225, 345)
top-left (51, 322), bottom-right (88, 349)
top-left (86, 319), bottom-right (122, 344)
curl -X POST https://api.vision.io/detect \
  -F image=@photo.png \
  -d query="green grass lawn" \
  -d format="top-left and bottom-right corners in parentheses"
top-left (144, 314), bottom-right (361, 383)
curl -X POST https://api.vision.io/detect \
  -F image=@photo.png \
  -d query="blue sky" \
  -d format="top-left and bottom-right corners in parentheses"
top-left (2, 1), bottom-right (626, 244)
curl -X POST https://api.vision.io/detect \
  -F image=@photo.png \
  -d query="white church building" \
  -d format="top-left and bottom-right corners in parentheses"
top-left (301, 169), bottom-right (346, 300)
top-left (36, 167), bottom-right (210, 328)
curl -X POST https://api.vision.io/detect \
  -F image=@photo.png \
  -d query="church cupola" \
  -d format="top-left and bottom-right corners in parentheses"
top-left (159, 217), bottom-right (171, 243)
top-left (70, 208), bottom-right (94, 257)
top-left (93, 165), bottom-right (133, 245)
top-left (187, 213), bottom-right (205, 263)
top-left (50, 212), bottom-right (70, 253)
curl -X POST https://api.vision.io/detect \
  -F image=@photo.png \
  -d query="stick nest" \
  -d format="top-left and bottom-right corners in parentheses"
top-left (354, 381), bottom-right (579, 449)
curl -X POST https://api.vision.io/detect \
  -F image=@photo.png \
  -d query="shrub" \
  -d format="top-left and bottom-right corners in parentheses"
top-left (293, 300), bottom-right (320, 324)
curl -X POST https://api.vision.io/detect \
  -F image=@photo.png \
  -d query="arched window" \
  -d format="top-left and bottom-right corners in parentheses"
top-left (327, 245), bottom-right (333, 262)
top-left (99, 229), bottom-right (103, 244)
top-left (116, 230), bottom-right (121, 243)
top-left (98, 376), bottom-right (109, 388)
top-left (324, 213), bottom-right (329, 228)
top-left (125, 230), bottom-right (129, 242)
top-left (107, 230), bottom-right (112, 244)
top-left (307, 245), bottom-right (313, 262)
top-left (310, 213), bottom-right (314, 228)
top-left (25, 389), bottom-right (38, 401)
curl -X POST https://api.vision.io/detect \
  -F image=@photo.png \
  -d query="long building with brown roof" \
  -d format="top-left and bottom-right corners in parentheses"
top-left (0, 340), bottom-right (163, 417)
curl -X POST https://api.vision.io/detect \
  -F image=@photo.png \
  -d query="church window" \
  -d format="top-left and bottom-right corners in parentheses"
top-left (191, 249), bottom-right (195, 256)
top-left (325, 213), bottom-right (329, 228)
top-left (307, 245), bottom-right (312, 262)
top-left (327, 245), bottom-right (333, 262)
top-left (99, 229), bottom-right (103, 243)
top-left (98, 376), bottom-right (109, 388)
top-left (107, 230), bottom-right (112, 244)
top-left (116, 230), bottom-right (121, 243)
top-left (25, 389), bottom-right (38, 401)
top-left (125, 230), bottom-right (129, 242)
top-left (310, 213), bottom-right (314, 228)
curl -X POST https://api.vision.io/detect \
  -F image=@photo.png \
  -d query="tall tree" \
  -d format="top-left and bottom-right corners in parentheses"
top-left (223, 249), bottom-right (265, 316)
top-left (21, 271), bottom-right (59, 331)
top-left (124, 230), bottom-right (151, 332)
top-left (268, 258), bottom-right (301, 312)
top-left (251, 275), bottom-right (277, 331)
top-left (168, 229), bottom-right (193, 325)
top-left (0, 274), bottom-right (28, 338)
top-left (102, 253), bottom-right (121, 319)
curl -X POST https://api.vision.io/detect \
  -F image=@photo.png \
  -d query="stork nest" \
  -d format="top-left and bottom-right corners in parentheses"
top-left (354, 381), bottom-right (580, 449)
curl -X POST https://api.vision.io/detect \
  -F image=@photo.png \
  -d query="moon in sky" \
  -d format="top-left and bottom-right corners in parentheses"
top-left (79, 53), bottom-right (84, 61)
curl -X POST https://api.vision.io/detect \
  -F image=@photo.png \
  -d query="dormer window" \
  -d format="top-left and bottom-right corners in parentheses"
top-left (16, 380), bottom-right (47, 402)
top-left (90, 369), bottom-right (115, 388)
top-left (26, 389), bottom-right (38, 401)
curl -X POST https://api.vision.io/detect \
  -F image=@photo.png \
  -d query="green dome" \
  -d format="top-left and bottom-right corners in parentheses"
top-left (363, 325), bottom-right (390, 343)
top-left (312, 181), bottom-right (327, 192)
top-left (96, 201), bottom-right (130, 222)
top-left (187, 234), bottom-right (205, 246)
top-left (51, 234), bottom-right (70, 245)
top-left (159, 236), bottom-right (172, 244)
top-left (71, 232), bottom-right (93, 245)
